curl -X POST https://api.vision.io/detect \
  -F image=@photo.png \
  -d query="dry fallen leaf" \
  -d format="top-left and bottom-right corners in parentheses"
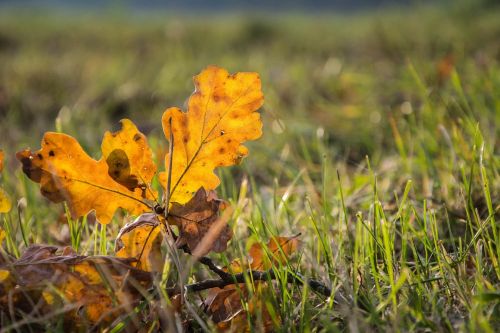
top-left (16, 119), bottom-right (157, 224)
top-left (161, 66), bottom-right (263, 205)
top-left (204, 235), bottom-right (299, 331)
top-left (0, 245), bottom-right (152, 329)
top-left (437, 54), bottom-right (454, 84)
top-left (206, 283), bottom-right (277, 333)
top-left (168, 187), bottom-right (232, 256)
top-left (115, 212), bottom-right (165, 272)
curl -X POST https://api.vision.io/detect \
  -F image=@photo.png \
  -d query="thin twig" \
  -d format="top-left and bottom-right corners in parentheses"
top-left (177, 243), bottom-right (230, 280)
top-left (174, 233), bottom-right (331, 296)
top-left (166, 213), bottom-right (332, 298)
top-left (165, 269), bottom-right (332, 297)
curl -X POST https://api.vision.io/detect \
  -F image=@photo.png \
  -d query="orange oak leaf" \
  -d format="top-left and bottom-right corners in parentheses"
top-left (115, 213), bottom-right (165, 272)
top-left (168, 187), bottom-right (232, 257)
top-left (16, 119), bottom-right (157, 224)
top-left (0, 149), bottom-right (11, 213)
top-left (249, 235), bottom-right (299, 270)
top-left (161, 66), bottom-right (263, 205)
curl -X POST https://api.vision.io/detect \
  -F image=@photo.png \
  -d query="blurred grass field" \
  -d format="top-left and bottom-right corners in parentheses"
top-left (1, 2), bottom-right (500, 332)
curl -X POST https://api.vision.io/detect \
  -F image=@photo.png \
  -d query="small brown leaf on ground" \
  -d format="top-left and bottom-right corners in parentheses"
top-left (205, 283), bottom-right (277, 332)
top-left (204, 235), bottom-right (299, 331)
top-left (0, 244), bottom-right (152, 329)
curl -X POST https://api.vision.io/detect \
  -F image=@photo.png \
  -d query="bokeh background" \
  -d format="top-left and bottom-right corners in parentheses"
top-left (0, 0), bottom-right (499, 189)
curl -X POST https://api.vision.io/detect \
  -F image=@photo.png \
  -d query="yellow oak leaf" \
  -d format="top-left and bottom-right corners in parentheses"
top-left (0, 269), bottom-right (9, 283)
top-left (16, 119), bottom-right (156, 224)
top-left (0, 149), bottom-right (11, 213)
top-left (115, 213), bottom-right (165, 272)
top-left (0, 188), bottom-right (10, 213)
top-left (162, 66), bottom-right (263, 205)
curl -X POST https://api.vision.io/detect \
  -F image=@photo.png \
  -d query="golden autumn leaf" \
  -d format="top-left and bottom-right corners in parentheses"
top-left (168, 187), bottom-right (232, 256)
top-left (115, 213), bottom-right (165, 272)
top-left (0, 227), bottom-right (5, 245)
top-left (0, 149), bottom-right (11, 213)
top-left (0, 270), bottom-right (8, 283)
top-left (16, 119), bottom-right (157, 224)
top-left (0, 245), bottom-right (152, 328)
top-left (0, 188), bottom-right (10, 213)
top-left (161, 66), bottom-right (263, 205)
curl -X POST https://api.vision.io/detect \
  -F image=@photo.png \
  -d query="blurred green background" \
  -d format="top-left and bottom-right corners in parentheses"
top-left (0, 0), bottom-right (499, 189)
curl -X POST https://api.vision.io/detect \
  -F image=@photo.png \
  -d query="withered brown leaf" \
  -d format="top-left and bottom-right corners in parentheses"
top-left (0, 245), bottom-right (152, 329)
top-left (204, 235), bottom-right (299, 331)
top-left (168, 187), bottom-right (232, 257)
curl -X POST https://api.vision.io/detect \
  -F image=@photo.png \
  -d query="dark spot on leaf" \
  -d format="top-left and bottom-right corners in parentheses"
top-left (49, 150), bottom-right (55, 157)
top-left (133, 134), bottom-right (141, 142)
top-left (218, 147), bottom-right (225, 154)
top-left (37, 153), bottom-right (43, 160)
top-left (106, 149), bottom-right (138, 190)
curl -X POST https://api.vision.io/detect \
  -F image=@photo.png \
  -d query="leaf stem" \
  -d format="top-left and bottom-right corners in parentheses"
top-left (164, 117), bottom-right (174, 217)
